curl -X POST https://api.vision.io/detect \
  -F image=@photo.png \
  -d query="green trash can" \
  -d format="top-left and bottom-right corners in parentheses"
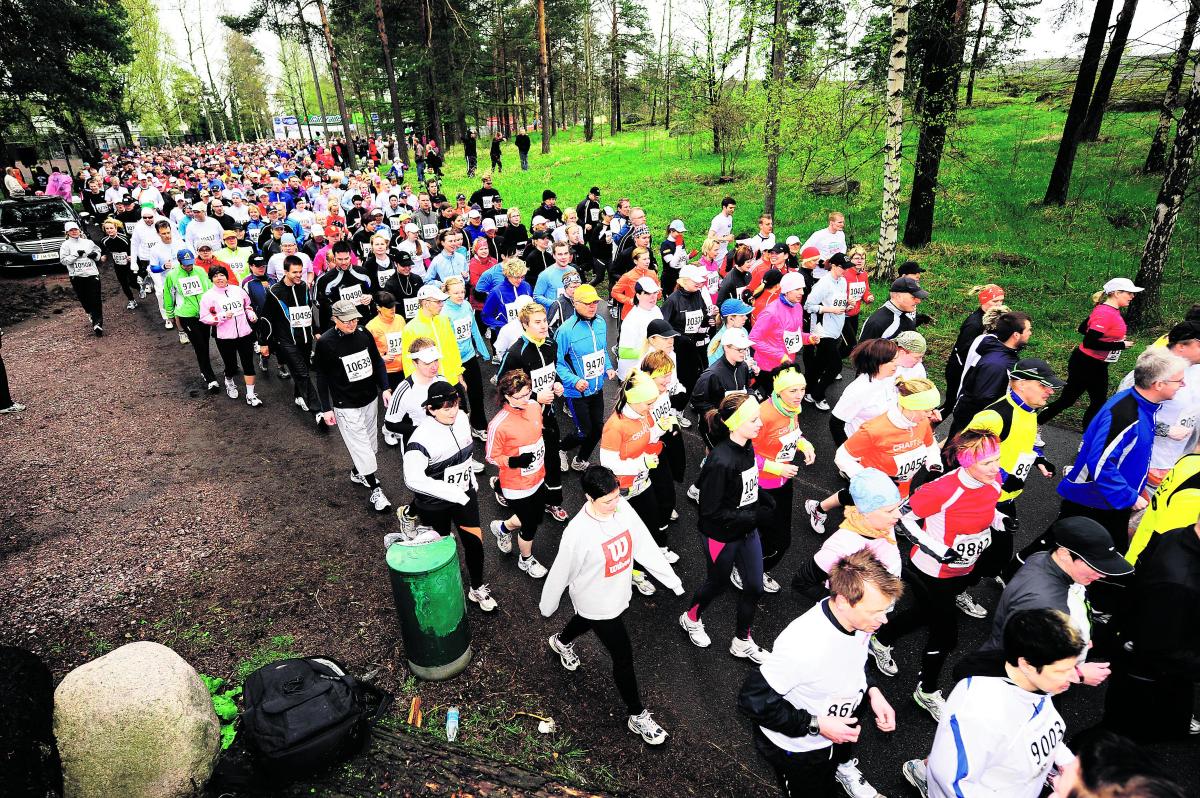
top-left (386, 536), bottom-right (472, 680)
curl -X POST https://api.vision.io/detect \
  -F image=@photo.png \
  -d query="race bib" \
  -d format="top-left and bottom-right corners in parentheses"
top-left (649, 392), bottom-right (673, 424)
top-left (602, 530), bottom-right (633, 577)
top-left (738, 465), bottom-right (758, 507)
top-left (482, 196), bottom-right (493, 209)
top-left (530, 364), bottom-right (556, 394)
top-left (581, 350), bottom-right (605, 380)
top-left (111, 252), bottom-right (129, 266)
top-left (824, 690), bottom-right (863, 719)
top-left (443, 460), bottom-right (472, 490)
top-left (848, 282), bottom-right (866, 303)
top-left (504, 301), bottom-right (521, 323)
top-left (341, 350), bottom-right (373, 382)
top-left (288, 304), bottom-right (313, 328)
top-left (95, 202), bottom-right (110, 214)
top-left (1025, 714), bottom-right (1066, 773)
top-left (1012, 452), bottom-right (1037, 483)
top-left (339, 283), bottom-right (363, 303)
top-left (67, 259), bottom-right (99, 278)
top-left (706, 270), bottom-right (720, 295)
top-left (1104, 348), bottom-right (1121, 363)
top-left (589, 208), bottom-right (599, 222)
top-left (422, 223), bottom-right (438, 240)
top-left (376, 268), bottom-right (395, 285)
top-left (892, 447), bottom-right (925, 483)
top-left (950, 530), bottom-right (992, 569)
top-left (218, 296), bottom-right (243, 317)
top-left (683, 309), bottom-right (703, 335)
top-left (830, 295), bottom-right (849, 311)
top-left (628, 464), bottom-right (651, 498)
top-left (385, 331), bottom-right (405, 355)
top-left (496, 216), bottom-right (508, 228)
top-left (518, 439), bottom-right (545, 476)
top-left (178, 275), bottom-right (204, 296)
top-left (452, 315), bottom-right (472, 342)
top-left (402, 297), bottom-right (419, 319)
top-left (783, 329), bottom-right (804, 354)
top-left (777, 428), bottom-right (802, 464)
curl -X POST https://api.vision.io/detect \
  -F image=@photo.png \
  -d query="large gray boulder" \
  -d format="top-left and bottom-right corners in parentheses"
top-left (54, 641), bottom-right (220, 798)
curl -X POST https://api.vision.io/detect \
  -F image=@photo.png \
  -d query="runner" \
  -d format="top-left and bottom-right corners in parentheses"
top-left (893, 331), bottom-right (927, 381)
top-left (943, 284), bottom-right (1005, 416)
top-left (945, 311), bottom-right (1033, 440)
top-left (98, 219), bottom-right (137, 310)
top-left (442, 275), bottom-right (492, 432)
top-left (902, 608), bottom-right (1083, 798)
top-left (57, 222), bottom-right (105, 336)
top-left (868, 427), bottom-right (1005, 721)
top-left (198, 264), bottom-right (261, 405)
top-left (315, 242), bottom-right (374, 331)
top-left (663, 264), bottom-right (717, 396)
top-left (829, 338), bottom-right (899, 447)
top-left (556, 284), bottom-right (615, 471)
top-left (383, 337), bottom-right (448, 448)
top-left (859, 277), bottom-right (929, 341)
top-left (403, 380), bottom-right (495, 612)
top-left (739, 549), bottom-right (901, 798)
top-left (804, 253), bottom-right (851, 410)
top-left (364, 290), bottom-right (407, 390)
top-left (749, 272), bottom-right (816, 396)
top-left (482, 258), bottom-right (534, 333)
top-left (259, 256), bottom-right (322, 419)
top-left (679, 392), bottom-right (771, 663)
top-left (162, 248), bottom-right (218, 390)
top-left (639, 350), bottom-right (686, 532)
top-left (1126, 451), bottom-right (1200, 564)
top-left (381, 250), bottom-right (423, 322)
top-left (485, 369), bottom-right (551, 578)
top-left (615, 277), bottom-right (663, 379)
top-left (400, 284), bottom-right (467, 413)
top-left (312, 299), bottom-right (393, 513)
top-left (708, 297), bottom-right (754, 366)
top-left (841, 246), bottom-right (873, 354)
top-left (539, 465), bottom-right (683, 746)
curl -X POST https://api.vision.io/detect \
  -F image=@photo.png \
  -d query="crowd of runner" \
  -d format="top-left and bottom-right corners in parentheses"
top-left (7, 137), bottom-right (1198, 798)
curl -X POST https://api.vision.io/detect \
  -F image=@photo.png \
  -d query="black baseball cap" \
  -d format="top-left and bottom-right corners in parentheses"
top-left (422, 380), bottom-right (460, 408)
top-left (1009, 358), bottom-right (1065, 388)
top-left (827, 252), bottom-right (849, 267)
top-left (1053, 517), bottom-right (1134, 576)
top-left (1167, 321), bottom-right (1200, 345)
top-left (647, 319), bottom-right (679, 338)
top-left (890, 277), bottom-right (930, 299)
top-left (396, 251), bottom-right (414, 267)
top-left (590, 186), bottom-right (601, 196)
top-left (456, 193), bottom-right (467, 200)
top-left (769, 243), bottom-right (789, 254)
top-left (898, 261), bottom-right (926, 275)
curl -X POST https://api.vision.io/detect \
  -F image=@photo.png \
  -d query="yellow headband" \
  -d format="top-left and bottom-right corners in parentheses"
top-left (773, 368), bottom-right (807, 394)
top-left (724, 396), bottom-right (761, 431)
top-left (650, 364), bottom-right (675, 378)
top-left (898, 388), bottom-right (940, 411)
top-left (624, 373), bottom-right (660, 404)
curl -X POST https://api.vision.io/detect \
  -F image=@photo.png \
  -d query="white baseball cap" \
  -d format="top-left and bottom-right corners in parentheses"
top-left (785, 235), bottom-right (801, 246)
top-left (481, 218), bottom-right (497, 231)
top-left (417, 284), bottom-right (449, 301)
top-left (780, 272), bottom-right (806, 294)
top-left (531, 215), bottom-right (547, 227)
top-left (1103, 277), bottom-right (1144, 294)
top-left (679, 264), bottom-right (708, 284)
top-left (411, 346), bottom-right (441, 363)
top-left (668, 219), bottom-right (686, 232)
top-left (63, 221), bottom-right (80, 232)
top-left (723, 328), bottom-right (752, 349)
top-left (403, 223), bottom-right (419, 233)
top-left (635, 276), bottom-right (661, 294)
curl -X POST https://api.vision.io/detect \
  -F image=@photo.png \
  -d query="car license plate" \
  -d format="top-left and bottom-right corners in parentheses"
top-left (32, 252), bottom-right (57, 261)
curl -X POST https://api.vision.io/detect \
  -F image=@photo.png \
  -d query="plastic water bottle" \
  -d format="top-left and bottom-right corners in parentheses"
top-left (445, 706), bottom-right (460, 742)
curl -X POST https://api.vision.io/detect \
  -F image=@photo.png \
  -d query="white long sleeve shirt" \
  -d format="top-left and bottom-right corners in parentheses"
top-left (130, 216), bottom-right (171, 262)
top-left (185, 217), bottom-right (225, 253)
top-left (539, 500), bottom-right (682, 621)
top-left (928, 676), bottom-right (1072, 798)
top-left (831, 374), bottom-right (898, 438)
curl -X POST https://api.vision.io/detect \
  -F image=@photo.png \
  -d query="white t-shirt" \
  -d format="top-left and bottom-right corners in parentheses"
top-left (709, 211), bottom-right (734, 262)
top-left (802, 227), bottom-right (847, 260)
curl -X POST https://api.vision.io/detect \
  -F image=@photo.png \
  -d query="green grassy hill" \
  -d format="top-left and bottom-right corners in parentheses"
top-left (431, 88), bottom-right (1198, 428)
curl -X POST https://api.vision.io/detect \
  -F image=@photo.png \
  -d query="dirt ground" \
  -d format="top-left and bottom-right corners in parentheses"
top-left (2, 274), bottom-right (1197, 798)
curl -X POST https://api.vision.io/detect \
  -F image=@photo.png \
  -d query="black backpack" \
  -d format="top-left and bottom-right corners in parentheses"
top-left (240, 657), bottom-right (392, 777)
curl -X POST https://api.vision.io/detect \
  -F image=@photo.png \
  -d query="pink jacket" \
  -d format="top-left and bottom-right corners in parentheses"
top-left (749, 295), bottom-right (815, 372)
top-left (814, 528), bottom-right (901, 577)
top-left (200, 285), bottom-right (257, 339)
top-left (46, 171), bottom-right (73, 201)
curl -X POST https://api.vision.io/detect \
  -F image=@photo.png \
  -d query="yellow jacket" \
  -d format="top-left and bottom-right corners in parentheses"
top-left (401, 308), bottom-right (464, 383)
top-left (1127, 452), bottom-right (1200, 564)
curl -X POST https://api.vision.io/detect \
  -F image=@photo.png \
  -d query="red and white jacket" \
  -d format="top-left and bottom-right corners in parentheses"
top-left (903, 468), bottom-right (1004, 578)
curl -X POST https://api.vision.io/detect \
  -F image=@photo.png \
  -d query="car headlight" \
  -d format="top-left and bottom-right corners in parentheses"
top-left (0, 242), bottom-right (15, 253)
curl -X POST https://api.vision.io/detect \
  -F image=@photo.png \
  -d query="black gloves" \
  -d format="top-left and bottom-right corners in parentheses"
top-left (1035, 456), bottom-right (1057, 476)
top-left (508, 452), bottom-right (536, 469)
top-left (1001, 474), bottom-right (1026, 493)
top-left (940, 548), bottom-right (968, 565)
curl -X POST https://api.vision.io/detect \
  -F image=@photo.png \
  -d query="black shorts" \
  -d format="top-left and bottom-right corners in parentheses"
top-left (503, 485), bottom-right (545, 541)
top-left (415, 495), bottom-right (480, 532)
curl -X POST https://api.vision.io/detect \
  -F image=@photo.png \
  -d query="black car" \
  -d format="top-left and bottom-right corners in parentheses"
top-left (0, 196), bottom-right (86, 269)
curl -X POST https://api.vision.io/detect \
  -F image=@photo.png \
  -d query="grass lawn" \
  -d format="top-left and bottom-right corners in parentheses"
top-left (425, 86), bottom-right (1199, 429)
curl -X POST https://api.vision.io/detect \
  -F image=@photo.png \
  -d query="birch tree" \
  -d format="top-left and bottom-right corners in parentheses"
top-left (876, 0), bottom-right (910, 280)
top-left (762, 0), bottom-right (786, 216)
top-left (1145, 0), bottom-right (1200, 173)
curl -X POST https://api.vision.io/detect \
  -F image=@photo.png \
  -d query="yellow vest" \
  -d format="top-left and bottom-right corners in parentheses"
top-left (1127, 452), bottom-right (1200, 564)
top-left (972, 391), bottom-right (1039, 502)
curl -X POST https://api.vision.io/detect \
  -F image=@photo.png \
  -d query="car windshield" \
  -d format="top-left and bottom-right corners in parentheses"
top-left (1, 202), bottom-right (73, 228)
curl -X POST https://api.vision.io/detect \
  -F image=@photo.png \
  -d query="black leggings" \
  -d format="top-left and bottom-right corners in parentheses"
top-left (462, 356), bottom-right (488, 431)
top-left (874, 564), bottom-right (974, 693)
top-left (1038, 347), bottom-right (1110, 429)
top-left (755, 727), bottom-right (853, 798)
top-left (563, 392), bottom-right (605, 461)
top-left (504, 488), bottom-right (544, 541)
top-left (0, 350), bottom-right (12, 408)
top-left (559, 613), bottom-right (643, 716)
top-left (760, 482), bottom-right (794, 572)
top-left (626, 487), bottom-right (663, 546)
top-left (543, 412), bottom-right (563, 504)
top-left (70, 275), bottom-right (103, 326)
top-left (688, 530), bottom-right (765, 640)
top-left (215, 334), bottom-right (256, 380)
top-left (111, 261), bottom-right (137, 300)
top-left (179, 316), bottom-right (217, 382)
top-left (275, 338), bottom-right (320, 407)
top-left (809, 338), bottom-right (842, 401)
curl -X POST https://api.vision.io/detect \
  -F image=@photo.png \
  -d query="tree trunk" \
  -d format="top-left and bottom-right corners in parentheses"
top-left (537, 0), bottom-right (552, 153)
top-left (1145, 0), bottom-right (1199, 172)
top-left (876, 0), bottom-right (911, 280)
top-left (741, 0), bottom-right (755, 96)
top-left (295, 1), bottom-right (332, 141)
top-left (417, 0), bottom-right (444, 146)
top-left (664, 0), bottom-right (673, 130)
top-left (1043, 0), bottom-right (1115, 204)
top-left (610, 0), bottom-right (619, 136)
top-left (651, 3), bottom-right (667, 126)
top-left (584, 7), bottom-right (595, 141)
top-left (1081, 0), bottom-right (1140, 141)
top-left (372, 0), bottom-right (408, 163)
top-left (762, 0), bottom-right (785, 216)
top-left (315, 0), bottom-right (356, 165)
top-left (1129, 58), bottom-right (1200, 330)
top-left (902, 0), bottom-right (970, 248)
top-left (964, 0), bottom-right (988, 107)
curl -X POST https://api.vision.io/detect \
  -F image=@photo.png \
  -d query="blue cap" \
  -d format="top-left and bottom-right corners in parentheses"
top-left (176, 248), bottom-right (196, 265)
top-left (720, 298), bottom-right (753, 317)
top-left (849, 468), bottom-right (902, 514)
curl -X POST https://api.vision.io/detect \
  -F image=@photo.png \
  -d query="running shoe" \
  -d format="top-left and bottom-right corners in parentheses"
top-left (678, 612), bottom-right (711, 648)
top-left (489, 520), bottom-right (513, 554)
top-left (660, 546), bottom-right (680, 564)
top-left (517, 555), bottom-right (547, 579)
top-left (803, 394), bottom-right (814, 404)
top-left (762, 572), bottom-right (781, 593)
top-left (548, 634), bottom-right (580, 671)
top-left (955, 592), bottom-right (987, 619)
top-left (632, 570), bottom-right (656, 595)
top-left (670, 509), bottom-right (680, 522)
top-left (126, 300), bottom-right (138, 310)
top-left (205, 380), bottom-right (220, 393)
top-left (992, 575), bottom-right (1007, 589)
top-left (913, 687), bottom-right (946, 722)
top-left (93, 324), bottom-right (103, 337)
top-left (678, 414), bottom-right (692, 429)
top-left (369, 487), bottom-right (392, 513)
top-left (350, 470), bottom-right (370, 487)
top-left (868, 636), bottom-right (898, 676)
top-left (730, 568), bottom-right (744, 590)
top-left (559, 451), bottom-right (570, 472)
top-left (902, 759), bottom-right (929, 798)
top-left (246, 394), bottom-right (263, 407)
top-left (0, 403), bottom-right (26, 414)
top-left (178, 332), bottom-right (190, 345)
top-left (686, 484), bottom-right (700, 503)
top-left (805, 499), bottom-right (828, 535)
top-left (224, 378), bottom-right (239, 399)
top-left (468, 584), bottom-right (497, 612)
top-left (1190, 716), bottom-right (1199, 735)
top-left (835, 759), bottom-right (883, 798)
top-left (471, 459), bottom-right (485, 473)
top-left (278, 365), bottom-right (291, 379)
top-left (729, 635), bottom-right (769, 664)
top-left (489, 476), bottom-right (508, 507)
top-left (293, 397), bottom-right (309, 412)
top-left (382, 429), bottom-right (400, 447)
top-left (545, 505), bottom-right (569, 522)
top-left (471, 427), bottom-right (487, 441)
top-left (627, 710), bottom-right (668, 745)
top-left (396, 505), bottom-right (418, 534)
top-left (815, 399), bottom-right (831, 411)
top-left (165, 319), bottom-right (174, 330)
top-left (570, 457), bottom-right (589, 472)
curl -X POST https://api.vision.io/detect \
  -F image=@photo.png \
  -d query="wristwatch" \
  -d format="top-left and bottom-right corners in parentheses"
top-left (808, 715), bottom-right (821, 736)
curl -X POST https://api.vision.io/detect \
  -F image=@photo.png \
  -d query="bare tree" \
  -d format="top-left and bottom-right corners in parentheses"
top-left (762, 0), bottom-right (785, 216)
top-left (964, 0), bottom-right (988, 107)
top-left (1145, 0), bottom-right (1200, 172)
top-left (1080, 0), bottom-right (1140, 141)
top-left (537, 0), bottom-right (552, 152)
top-left (314, 0), bottom-right (356, 162)
top-left (372, 0), bottom-right (408, 162)
top-left (876, 0), bottom-right (911, 279)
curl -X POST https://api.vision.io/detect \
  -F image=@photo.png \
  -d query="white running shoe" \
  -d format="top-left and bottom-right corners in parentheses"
top-left (0, 403), bottom-right (26, 414)
top-left (678, 414), bottom-right (692, 429)
top-left (686, 484), bottom-right (700, 503)
top-left (294, 397), bottom-right (310, 412)
top-left (679, 612), bottom-right (711, 648)
top-left (670, 509), bottom-right (680, 521)
top-left (224, 378), bottom-right (239, 399)
top-left (729, 635), bottom-right (769, 664)
top-left (164, 319), bottom-right (173, 329)
top-left (517, 555), bottom-right (548, 579)
top-left (660, 546), bottom-right (680, 564)
top-left (179, 332), bottom-right (190, 345)
top-left (627, 710), bottom-right (668, 745)
top-left (471, 427), bottom-right (487, 441)
top-left (350, 470), bottom-right (370, 487)
top-left (471, 458), bottom-right (485, 473)
top-left (369, 487), bottom-right (391, 512)
top-left (835, 373), bottom-right (843, 381)
top-left (868, 636), bottom-right (898, 676)
top-left (815, 398), bottom-right (831, 411)
top-left (489, 520), bottom-right (513, 554)
top-left (205, 380), bottom-right (220, 393)
top-left (570, 456), bottom-right (589, 472)
top-left (559, 450), bottom-right (570, 472)
top-left (278, 365), bottom-right (291, 379)
top-left (955, 591), bottom-right (988, 619)
top-left (382, 429), bottom-right (400, 447)
top-left (835, 759), bottom-right (883, 798)
top-left (632, 570), bottom-right (657, 595)
top-left (246, 394), bottom-right (263, 407)
top-left (913, 687), bottom-right (947, 722)
top-left (730, 567), bottom-right (744, 590)
top-left (762, 572), bottom-right (781, 593)
top-left (805, 499), bottom-right (828, 535)
top-left (548, 634), bottom-right (580, 671)
top-left (902, 759), bottom-right (929, 798)
top-left (126, 300), bottom-right (138, 310)
top-left (468, 584), bottom-right (497, 612)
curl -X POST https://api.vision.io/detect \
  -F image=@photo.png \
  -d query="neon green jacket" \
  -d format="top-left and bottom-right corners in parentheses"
top-left (163, 265), bottom-right (213, 318)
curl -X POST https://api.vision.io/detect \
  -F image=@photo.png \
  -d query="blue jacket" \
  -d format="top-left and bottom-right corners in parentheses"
top-left (474, 264), bottom-right (505, 302)
top-left (444, 298), bottom-right (489, 363)
top-left (1058, 387), bottom-right (1159, 510)
top-left (482, 280), bottom-right (532, 330)
top-left (556, 313), bottom-right (611, 398)
top-left (533, 266), bottom-right (569, 310)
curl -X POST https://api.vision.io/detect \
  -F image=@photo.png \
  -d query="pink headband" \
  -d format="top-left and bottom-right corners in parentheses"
top-left (956, 440), bottom-right (1000, 468)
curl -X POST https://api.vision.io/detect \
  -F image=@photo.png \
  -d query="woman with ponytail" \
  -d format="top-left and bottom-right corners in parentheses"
top-left (867, 427), bottom-right (1006, 722)
top-left (943, 284), bottom-right (1005, 416)
top-left (678, 393), bottom-right (773, 664)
